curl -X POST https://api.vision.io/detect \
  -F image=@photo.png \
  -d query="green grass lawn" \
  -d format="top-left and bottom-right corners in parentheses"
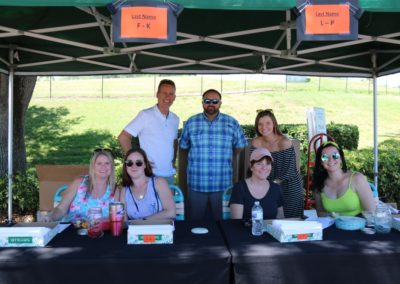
top-left (27, 75), bottom-right (400, 166)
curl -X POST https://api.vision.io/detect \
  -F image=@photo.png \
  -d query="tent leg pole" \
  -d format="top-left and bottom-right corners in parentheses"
top-left (7, 48), bottom-right (14, 224)
top-left (372, 54), bottom-right (378, 192)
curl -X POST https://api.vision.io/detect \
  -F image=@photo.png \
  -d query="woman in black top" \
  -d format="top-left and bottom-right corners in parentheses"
top-left (230, 147), bottom-right (284, 220)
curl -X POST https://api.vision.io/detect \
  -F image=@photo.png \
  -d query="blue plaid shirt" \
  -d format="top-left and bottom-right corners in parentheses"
top-left (179, 112), bottom-right (247, 192)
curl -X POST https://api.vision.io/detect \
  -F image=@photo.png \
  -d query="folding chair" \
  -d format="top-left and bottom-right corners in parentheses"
top-left (53, 184), bottom-right (68, 207)
top-left (222, 187), bottom-right (233, 220)
top-left (169, 185), bottom-right (185, 220)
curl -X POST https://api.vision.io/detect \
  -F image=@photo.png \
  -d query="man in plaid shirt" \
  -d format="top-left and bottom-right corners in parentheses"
top-left (180, 89), bottom-right (247, 220)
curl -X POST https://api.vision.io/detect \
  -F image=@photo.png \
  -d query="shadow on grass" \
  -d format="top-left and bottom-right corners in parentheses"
top-left (380, 131), bottom-right (400, 140)
top-left (25, 106), bottom-right (123, 166)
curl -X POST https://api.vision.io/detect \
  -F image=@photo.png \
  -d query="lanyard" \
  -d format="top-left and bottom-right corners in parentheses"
top-left (127, 176), bottom-right (160, 215)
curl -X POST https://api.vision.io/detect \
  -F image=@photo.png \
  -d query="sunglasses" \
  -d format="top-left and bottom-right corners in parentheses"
top-left (203, 99), bottom-right (220, 104)
top-left (256, 108), bottom-right (273, 113)
top-left (125, 159), bottom-right (144, 167)
top-left (321, 152), bottom-right (341, 162)
top-left (93, 148), bottom-right (112, 155)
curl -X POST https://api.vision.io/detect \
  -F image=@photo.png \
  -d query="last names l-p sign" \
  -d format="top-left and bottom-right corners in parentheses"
top-left (306, 4), bottom-right (350, 35)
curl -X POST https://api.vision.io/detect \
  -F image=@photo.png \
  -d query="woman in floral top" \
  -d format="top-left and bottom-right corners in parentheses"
top-left (44, 149), bottom-right (120, 222)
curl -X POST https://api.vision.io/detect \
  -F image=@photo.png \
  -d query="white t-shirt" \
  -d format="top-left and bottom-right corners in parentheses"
top-left (124, 105), bottom-right (179, 177)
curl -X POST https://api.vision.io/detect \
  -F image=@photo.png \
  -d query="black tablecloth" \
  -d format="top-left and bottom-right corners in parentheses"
top-left (220, 220), bottom-right (400, 284)
top-left (0, 221), bottom-right (231, 284)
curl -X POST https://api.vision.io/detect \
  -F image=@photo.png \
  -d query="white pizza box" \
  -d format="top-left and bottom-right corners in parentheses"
top-left (264, 220), bottom-right (323, 243)
top-left (0, 222), bottom-right (59, 247)
top-left (127, 219), bottom-right (174, 245)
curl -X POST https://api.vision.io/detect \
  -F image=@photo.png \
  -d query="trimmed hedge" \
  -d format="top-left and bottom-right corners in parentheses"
top-left (327, 123), bottom-right (359, 150)
top-left (240, 122), bottom-right (359, 151)
top-left (346, 139), bottom-right (400, 204)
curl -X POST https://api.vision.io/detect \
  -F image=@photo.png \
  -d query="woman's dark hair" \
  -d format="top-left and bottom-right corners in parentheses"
top-left (254, 110), bottom-right (283, 137)
top-left (246, 156), bottom-right (273, 178)
top-left (122, 148), bottom-right (153, 187)
top-left (312, 141), bottom-right (348, 192)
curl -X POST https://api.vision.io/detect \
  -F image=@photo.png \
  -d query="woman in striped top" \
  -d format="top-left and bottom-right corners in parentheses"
top-left (251, 109), bottom-right (303, 218)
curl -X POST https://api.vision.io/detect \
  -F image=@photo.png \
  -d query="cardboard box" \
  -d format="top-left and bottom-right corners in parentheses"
top-left (36, 165), bottom-right (88, 211)
top-left (0, 222), bottom-right (59, 247)
top-left (264, 220), bottom-right (323, 243)
top-left (127, 219), bottom-right (174, 245)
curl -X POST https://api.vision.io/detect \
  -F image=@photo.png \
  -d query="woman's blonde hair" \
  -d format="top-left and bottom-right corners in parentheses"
top-left (88, 150), bottom-right (116, 194)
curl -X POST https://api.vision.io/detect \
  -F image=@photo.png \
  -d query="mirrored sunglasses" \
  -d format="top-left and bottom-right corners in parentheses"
top-left (321, 152), bottom-right (341, 162)
top-left (203, 99), bottom-right (220, 104)
top-left (125, 159), bottom-right (144, 167)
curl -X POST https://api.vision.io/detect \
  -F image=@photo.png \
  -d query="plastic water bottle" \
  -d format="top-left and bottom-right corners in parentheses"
top-left (374, 202), bottom-right (392, 234)
top-left (251, 201), bottom-right (264, 236)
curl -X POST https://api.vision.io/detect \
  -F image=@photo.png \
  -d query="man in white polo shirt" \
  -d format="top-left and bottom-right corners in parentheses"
top-left (118, 79), bottom-right (179, 184)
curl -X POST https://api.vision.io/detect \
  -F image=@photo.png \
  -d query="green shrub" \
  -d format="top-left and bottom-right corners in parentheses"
top-left (345, 139), bottom-right (400, 204)
top-left (300, 139), bottom-right (399, 205)
top-left (240, 124), bottom-right (256, 138)
top-left (0, 169), bottom-right (39, 216)
top-left (327, 123), bottom-right (359, 150)
top-left (280, 124), bottom-right (309, 151)
top-left (237, 123), bottom-right (359, 151)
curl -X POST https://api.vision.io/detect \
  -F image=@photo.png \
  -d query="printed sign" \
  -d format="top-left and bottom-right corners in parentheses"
top-left (108, 1), bottom-right (183, 43)
top-left (307, 107), bottom-right (327, 143)
top-left (305, 4), bottom-right (350, 34)
top-left (296, 0), bottom-right (361, 41)
top-left (121, 6), bottom-right (168, 39)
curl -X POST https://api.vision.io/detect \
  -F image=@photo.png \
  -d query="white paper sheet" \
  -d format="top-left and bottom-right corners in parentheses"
top-left (303, 209), bottom-right (318, 219)
top-left (305, 217), bottom-right (335, 229)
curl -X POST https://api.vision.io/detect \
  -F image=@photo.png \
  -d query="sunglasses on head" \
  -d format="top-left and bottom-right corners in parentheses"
top-left (125, 159), bottom-right (144, 167)
top-left (322, 141), bottom-right (339, 148)
top-left (203, 99), bottom-right (220, 105)
top-left (93, 148), bottom-right (112, 154)
top-left (256, 108), bottom-right (273, 113)
top-left (321, 152), bottom-right (341, 162)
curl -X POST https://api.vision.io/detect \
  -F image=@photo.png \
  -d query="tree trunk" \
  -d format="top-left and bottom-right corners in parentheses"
top-left (0, 74), bottom-right (37, 175)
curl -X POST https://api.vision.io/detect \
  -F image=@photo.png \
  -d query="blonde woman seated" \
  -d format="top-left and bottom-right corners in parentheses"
top-left (312, 141), bottom-right (376, 217)
top-left (230, 148), bottom-right (284, 220)
top-left (44, 149), bottom-right (120, 222)
top-left (120, 148), bottom-right (176, 220)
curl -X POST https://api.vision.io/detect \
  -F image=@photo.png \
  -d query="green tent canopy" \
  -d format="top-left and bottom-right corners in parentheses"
top-left (1, 0), bottom-right (397, 222)
top-left (1, 0), bottom-right (400, 11)
top-left (1, 0), bottom-right (400, 76)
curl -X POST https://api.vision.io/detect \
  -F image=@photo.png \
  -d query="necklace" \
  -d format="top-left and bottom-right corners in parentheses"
top-left (132, 178), bottom-right (148, 200)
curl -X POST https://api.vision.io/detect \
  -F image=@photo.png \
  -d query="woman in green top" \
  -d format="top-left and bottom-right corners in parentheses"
top-left (312, 141), bottom-right (375, 217)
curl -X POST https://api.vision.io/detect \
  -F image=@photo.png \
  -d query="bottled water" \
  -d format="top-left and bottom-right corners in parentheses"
top-left (374, 202), bottom-right (392, 234)
top-left (251, 201), bottom-right (264, 236)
